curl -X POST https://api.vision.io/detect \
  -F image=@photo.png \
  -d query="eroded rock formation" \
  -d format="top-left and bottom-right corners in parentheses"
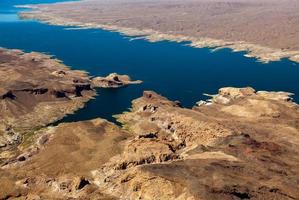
top-left (89, 88), bottom-right (299, 199)
top-left (1, 86), bottom-right (298, 200)
top-left (91, 73), bottom-right (142, 88)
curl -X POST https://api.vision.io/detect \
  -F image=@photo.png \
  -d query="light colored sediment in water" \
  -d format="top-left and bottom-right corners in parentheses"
top-left (18, 0), bottom-right (299, 63)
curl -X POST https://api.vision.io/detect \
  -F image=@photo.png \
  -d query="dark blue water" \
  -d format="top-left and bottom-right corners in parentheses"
top-left (1, 0), bottom-right (299, 123)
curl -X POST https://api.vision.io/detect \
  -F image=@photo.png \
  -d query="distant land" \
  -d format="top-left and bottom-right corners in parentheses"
top-left (20, 0), bottom-right (299, 62)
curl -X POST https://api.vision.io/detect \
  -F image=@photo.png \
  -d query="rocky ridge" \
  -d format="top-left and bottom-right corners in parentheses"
top-left (1, 86), bottom-right (298, 199)
top-left (90, 87), bottom-right (299, 199)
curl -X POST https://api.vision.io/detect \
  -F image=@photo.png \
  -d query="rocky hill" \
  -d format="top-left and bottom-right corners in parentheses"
top-left (1, 85), bottom-right (298, 199)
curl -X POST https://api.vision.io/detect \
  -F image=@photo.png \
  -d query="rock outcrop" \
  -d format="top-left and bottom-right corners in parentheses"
top-left (92, 73), bottom-right (142, 88)
top-left (92, 88), bottom-right (299, 200)
top-left (1, 87), bottom-right (299, 199)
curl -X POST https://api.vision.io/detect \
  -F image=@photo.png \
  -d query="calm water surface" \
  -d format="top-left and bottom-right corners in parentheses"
top-left (1, 0), bottom-right (299, 123)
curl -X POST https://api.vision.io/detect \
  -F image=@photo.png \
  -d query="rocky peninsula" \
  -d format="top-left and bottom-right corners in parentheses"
top-left (92, 73), bottom-right (142, 88)
top-left (19, 0), bottom-right (299, 63)
top-left (1, 82), bottom-right (298, 199)
top-left (0, 48), bottom-right (140, 161)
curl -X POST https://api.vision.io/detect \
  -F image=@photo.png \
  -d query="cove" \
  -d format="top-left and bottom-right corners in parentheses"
top-left (1, 0), bottom-right (299, 123)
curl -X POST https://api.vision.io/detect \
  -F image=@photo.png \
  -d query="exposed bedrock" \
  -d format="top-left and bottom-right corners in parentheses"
top-left (90, 87), bottom-right (299, 200)
top-left (91, 73), bottom-right (142, 88)
top-left (2, 86), bottom-right (296, 199)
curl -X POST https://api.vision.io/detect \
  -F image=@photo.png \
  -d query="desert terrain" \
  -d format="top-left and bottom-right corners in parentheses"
top-left (20, 0), bottom-right (299, 62)
top-left (0, 48), bottom-right (298, 199)
top-left (1, 82), bottom-right (299, 199)
top-left (1, 0), bottom-right (299, 199)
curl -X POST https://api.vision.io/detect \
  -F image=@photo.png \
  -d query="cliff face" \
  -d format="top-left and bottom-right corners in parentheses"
top-left (1, 85), bottom-right (298, 199)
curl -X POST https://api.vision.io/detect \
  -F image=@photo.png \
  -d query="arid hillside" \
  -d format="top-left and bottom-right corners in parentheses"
top-left (1, 86), bottom-right (299, 199)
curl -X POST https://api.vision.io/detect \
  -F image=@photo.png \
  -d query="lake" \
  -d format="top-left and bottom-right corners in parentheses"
top-left (1, 0), bottom-right (299, 123)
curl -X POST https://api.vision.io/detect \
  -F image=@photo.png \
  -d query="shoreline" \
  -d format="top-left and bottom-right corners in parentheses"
top-left (0, 47), bottom-right (96, 158)
top-left (0, 47), bottom-right (141, 160)
top-left (18, 5), bottom-right (299, 64)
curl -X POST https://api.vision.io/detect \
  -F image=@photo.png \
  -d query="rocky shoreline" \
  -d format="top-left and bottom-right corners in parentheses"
top-left (1, 47), bottom-right (298, 199)
top-left (1, 48), bottom-right (298, 200)
top-left (18, 3), bottom-right (299, 63)
top-left (0, 48), bottom-right (95, 156)
top-left (1, 84), bottom-right (298, 199)
top-left (91, 73), bottom-right (142, 88)
top-left (0, 48), bottom-right (140, 161)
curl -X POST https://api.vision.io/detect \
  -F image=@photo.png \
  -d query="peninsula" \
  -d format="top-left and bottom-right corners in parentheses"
top-left (0, 48), bottom-right (140, 160)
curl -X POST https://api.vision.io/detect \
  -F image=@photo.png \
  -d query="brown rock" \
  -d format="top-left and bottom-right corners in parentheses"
top-left (92, 73), bottom-right (142, 88)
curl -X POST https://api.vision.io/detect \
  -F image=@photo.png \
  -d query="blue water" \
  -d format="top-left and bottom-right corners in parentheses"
top-left (1, 0), bottom-right (299, 123)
